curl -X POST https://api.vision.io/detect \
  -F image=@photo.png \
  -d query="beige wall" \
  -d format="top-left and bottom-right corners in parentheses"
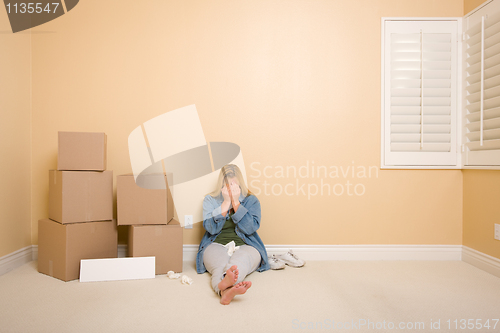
top-left (28, 0), bottom-right (464, 246)
top-left (5, 0), bottom-right (500, 263)
top-left (5, 0), bottom-right (500, 261)
top-left (464, 0), bottom-right (489, 14)
top-left (463, 170), bottom-right (500, 259)
top-left (0, 15), bottom-right (32, 257)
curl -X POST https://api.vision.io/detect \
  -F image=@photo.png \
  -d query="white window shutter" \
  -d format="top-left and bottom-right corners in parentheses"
top-left (382, 20), bottom-right (458, 167)
top-left (464, 3), bottom-right (500, 166)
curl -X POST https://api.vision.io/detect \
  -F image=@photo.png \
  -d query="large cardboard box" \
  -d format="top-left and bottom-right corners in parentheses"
top-left (37, 219), bottom-right (118, 282)
top-left (128, 219), bottom-right (183, 274)
top-left (117, 174), bottom-right (174, 225)
top-left (49, 170), bottom-right (113, 223)
top-left (58, 131), bottom-right (107, 171)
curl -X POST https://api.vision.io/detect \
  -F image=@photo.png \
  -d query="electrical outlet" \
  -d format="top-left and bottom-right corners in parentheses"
top-left (495, 224), bottom-right (500, 241)
top-left (185, 215), bottom-right (193, 229)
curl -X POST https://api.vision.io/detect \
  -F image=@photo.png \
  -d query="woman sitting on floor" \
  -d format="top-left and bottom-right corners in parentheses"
top-left (196, 164), bottom-right (270, 305)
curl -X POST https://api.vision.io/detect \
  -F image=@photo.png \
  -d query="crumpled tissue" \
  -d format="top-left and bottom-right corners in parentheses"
top-left (181, 275), bottom-right (193, 285)
top-left (167, 271), bottom-right (180, 279)
top-left (223, 240), bottom-right (240, 256)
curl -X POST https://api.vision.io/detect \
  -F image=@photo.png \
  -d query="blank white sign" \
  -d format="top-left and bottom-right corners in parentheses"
top-left (80, 257), bottom-right (156, 282)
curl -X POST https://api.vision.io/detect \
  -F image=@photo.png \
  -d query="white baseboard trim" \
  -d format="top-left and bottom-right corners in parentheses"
top-left (265, 244), bottom-right (463, 261)
top-left (0, 245), bottom-right (36, 277)
top-left (118, 244), bottom-right (127, 258)
top-left (0, 244), bottom-right (471, 277)
top-left (31, 245), bottom-right (38, 260)
top-left (462, 246), bottom-right (500, 279)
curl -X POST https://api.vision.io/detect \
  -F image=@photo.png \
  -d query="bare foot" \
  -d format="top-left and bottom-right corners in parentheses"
top-left (220, 281), bottom-right (252, 305)
top-left (218, 265), bottom-right (238, 292)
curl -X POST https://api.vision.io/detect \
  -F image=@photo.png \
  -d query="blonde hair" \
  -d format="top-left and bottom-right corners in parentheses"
top-left (209, 164), bottom-right (251, 198)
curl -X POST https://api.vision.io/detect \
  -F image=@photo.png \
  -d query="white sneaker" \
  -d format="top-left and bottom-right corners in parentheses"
top-left (275, 249), bottom-right (305, 268)
top-left (268, 255), bottom-right (286, 270)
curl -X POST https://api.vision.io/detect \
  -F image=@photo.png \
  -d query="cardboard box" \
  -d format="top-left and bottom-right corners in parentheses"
top-left (49, 170), bottom-right (113, 223)
top-left (58, 131), bottom-right (107, 171)
top-left (128, 219), bottom-right (183, 274)
top-left (37, 219), bottom-right (118, 282)
top-left (117, 174), bottom-right (174, 225)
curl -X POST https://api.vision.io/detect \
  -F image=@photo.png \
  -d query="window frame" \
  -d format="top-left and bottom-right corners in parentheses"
top-left (380, 17), bottom-right (463, 170)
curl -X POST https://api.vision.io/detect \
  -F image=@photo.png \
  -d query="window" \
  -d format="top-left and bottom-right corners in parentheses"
top-left (381, 19), bottom-right (459, 168)
top-left (463, 1), bottom-right (500, 166)
top-left (382, 0), bottom-right (500, 169)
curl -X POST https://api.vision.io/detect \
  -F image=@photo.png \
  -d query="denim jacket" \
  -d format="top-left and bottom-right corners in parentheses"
top-left (196, 193), bottom-right (270, 274)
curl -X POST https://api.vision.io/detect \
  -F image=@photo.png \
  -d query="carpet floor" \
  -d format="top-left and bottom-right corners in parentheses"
top-left (1, 260), bottom-right (500, 333)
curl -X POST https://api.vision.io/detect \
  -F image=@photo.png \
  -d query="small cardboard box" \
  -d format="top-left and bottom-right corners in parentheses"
top-left (58, 131), bottom-right (107, 171)
top-left (49, 170), bottom-right (113, 224)
top-left (128, 219), bottom-right (183, 274)
top-left (37, 219), bottom-right (118, 282)
top-left (117, 174), bottom-right (174, 226)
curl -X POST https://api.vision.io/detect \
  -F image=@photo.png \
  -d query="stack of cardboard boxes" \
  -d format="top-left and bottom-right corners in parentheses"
top-left (38, 132), bottom-right (117, 282)
top-left (117, 173), bottom-right (183, 274)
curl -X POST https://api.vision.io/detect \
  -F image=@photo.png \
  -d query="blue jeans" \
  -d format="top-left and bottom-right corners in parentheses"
top-left (203, 242), bottom-right (261, 295)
